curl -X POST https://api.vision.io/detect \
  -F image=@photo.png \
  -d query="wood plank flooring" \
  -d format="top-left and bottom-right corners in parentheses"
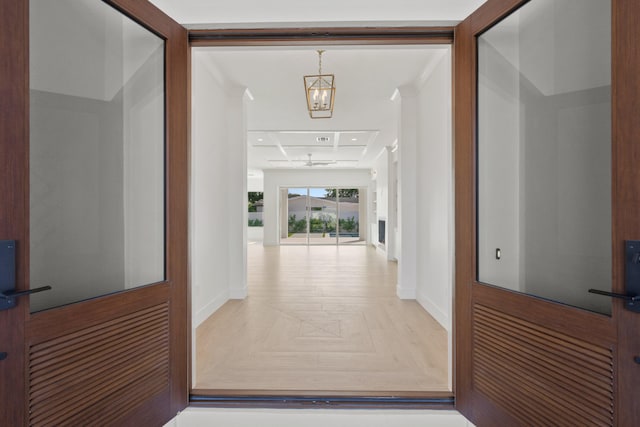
top-left (195, 244), bottom-right (449, 392)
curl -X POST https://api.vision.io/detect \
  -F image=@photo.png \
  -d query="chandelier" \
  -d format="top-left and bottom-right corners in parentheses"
top-left (304, 50), bottom-right (336, 119)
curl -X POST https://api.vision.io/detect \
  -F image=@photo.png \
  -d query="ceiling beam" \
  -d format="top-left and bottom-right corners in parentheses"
top-left (189, 26), bottom-right (454, 46)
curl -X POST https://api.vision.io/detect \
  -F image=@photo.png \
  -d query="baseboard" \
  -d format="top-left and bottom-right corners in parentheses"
top-left (194, 290), bottom-right (230, 328)
top-left (417, 290), bottom-right (450, 332)
top-left (229, 285), bottom-right (248, 299)
top-left (396, 283), bottom-right (416, 299)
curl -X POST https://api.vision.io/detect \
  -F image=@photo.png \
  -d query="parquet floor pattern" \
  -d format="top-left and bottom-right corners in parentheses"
top-left (195, 245), bottom-right (449, 392)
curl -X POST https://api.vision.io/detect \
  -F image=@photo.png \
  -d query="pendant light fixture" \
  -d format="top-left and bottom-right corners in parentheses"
top-left (304, 50), bottom-right (336, 119)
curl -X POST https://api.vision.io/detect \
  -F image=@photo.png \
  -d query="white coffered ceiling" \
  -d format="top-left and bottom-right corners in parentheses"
top-left (247, 130), bottom-right (378, 170)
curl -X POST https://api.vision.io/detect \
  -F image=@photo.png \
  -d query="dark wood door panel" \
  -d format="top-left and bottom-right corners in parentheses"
top-left (472, 301), bottom-right (614, 426)
top-left (28, 301), bottom-right (171, 426)
top-left (0, 0), bottom-right (188, 425)
top-left (454, 0), bottom-right (637, 425)
top-left (0, 0), bottom-right (30, 424)
top-left (462, 283), bottom-right (617, 426)
top-left (27, 283), bottom-right (170, 343)
top-left (613, 0), bottom-right (640, 424)
top-left (473, 284), bottom-right (615, 347)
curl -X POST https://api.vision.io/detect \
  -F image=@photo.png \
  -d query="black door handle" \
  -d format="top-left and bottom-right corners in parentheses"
top-left (588, 288), bottom-right (640, 302)
top-left (589, 288), bottom-right (640, 313)
top-left (0, 285), bottom-right (51, 311)
top-left (0, 285), bottom-right (52, 299)
top-left (0, 240), bottom-right (53, 310)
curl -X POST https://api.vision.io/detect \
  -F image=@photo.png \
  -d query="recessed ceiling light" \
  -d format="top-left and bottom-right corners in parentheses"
top-left (351, 138), bottom-right (358, 141)
top-left (257, 138), bottom-right (263, 142)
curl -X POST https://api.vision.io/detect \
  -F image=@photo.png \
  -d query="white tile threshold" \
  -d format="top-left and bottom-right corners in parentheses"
top-left (165, 408), bottom-right (475, 427)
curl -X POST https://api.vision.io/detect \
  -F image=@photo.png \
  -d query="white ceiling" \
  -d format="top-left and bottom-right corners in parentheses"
top-left (162, 1), bottom-right (483, 175)
top-left (195, 46), bottom-right (449, 174)
top-left (148, 0), bottom-right (485, 27)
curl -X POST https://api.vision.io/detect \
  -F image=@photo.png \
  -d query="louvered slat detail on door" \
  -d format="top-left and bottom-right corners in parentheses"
top-left (28, 303), bottom-right (170, 427)
top-left (472, 304), bottom-right (614, 427)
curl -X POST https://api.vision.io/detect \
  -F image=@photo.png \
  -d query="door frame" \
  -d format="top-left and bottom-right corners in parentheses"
top-left (188, 29), bottom-right (456, 406)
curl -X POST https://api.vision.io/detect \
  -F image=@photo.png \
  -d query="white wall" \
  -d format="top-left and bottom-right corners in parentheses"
top-left (262, 169), bottom-right (371, 246)
top-left (191, 54), bottom-right (249, 333)
top-left (389, 155), bottom-right (399, 261)
top-left (191, 56), bottom-right (231, 327)
top-left (226, 90), bottom-right (250, 299)
top-left (396, 87), bottom-right (418, 299)
top-left (247, 226), bottom-right (264, 242)
top-left (248, 175), bottom-right (264, 192)
top-left (414, 50), bottom-right (454, 331)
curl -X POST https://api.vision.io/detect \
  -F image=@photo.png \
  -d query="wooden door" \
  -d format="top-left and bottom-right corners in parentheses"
top-left (0, 0), bottom-right (188, 425)
top-left (454, 0), bottom-right (640, 425)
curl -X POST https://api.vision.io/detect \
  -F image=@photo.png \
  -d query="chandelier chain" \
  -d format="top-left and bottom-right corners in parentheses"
top-left (317, 49), bottom-right (324, 75)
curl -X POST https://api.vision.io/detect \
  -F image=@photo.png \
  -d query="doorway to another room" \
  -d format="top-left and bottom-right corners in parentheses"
top-left (190, 44), bottom-right (454, 397)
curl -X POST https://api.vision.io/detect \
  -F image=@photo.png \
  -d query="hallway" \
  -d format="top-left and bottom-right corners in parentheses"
top-left (195, 245), bottom-right (449, 392)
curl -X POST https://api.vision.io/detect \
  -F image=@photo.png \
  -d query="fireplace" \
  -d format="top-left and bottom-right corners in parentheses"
top-left (378, 219), bottom-right (386, 245)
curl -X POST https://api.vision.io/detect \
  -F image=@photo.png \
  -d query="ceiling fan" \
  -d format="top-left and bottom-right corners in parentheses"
top-left (304, 153), bottom-right (335, 167)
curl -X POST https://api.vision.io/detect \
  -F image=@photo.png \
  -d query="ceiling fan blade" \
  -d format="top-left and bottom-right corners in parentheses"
top-left (304, 153), bottom-right (335, 167)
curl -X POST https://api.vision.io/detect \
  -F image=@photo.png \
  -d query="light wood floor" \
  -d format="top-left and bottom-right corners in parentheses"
top-left (195, 244), bottom-right (449, 392)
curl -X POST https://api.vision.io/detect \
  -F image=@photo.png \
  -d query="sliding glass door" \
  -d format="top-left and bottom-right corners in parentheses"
top-left (280, 187), bottom-right (365, 246)
top-left (337, 188), bottom-right (362, 244)
top-left (308, 188), bottom-right (337, 245)
top-left (284, 187), bottom-right (309, 244)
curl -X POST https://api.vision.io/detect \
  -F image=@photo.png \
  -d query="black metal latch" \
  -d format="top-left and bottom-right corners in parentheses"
top-left (589, 240), bottom-right (640, 313)
top-left (0, 240), bottom-right (52, 311)
top-left (588, 289), bottom-right (640, 312)
top-left (0, 285), bottom-right (52, 310)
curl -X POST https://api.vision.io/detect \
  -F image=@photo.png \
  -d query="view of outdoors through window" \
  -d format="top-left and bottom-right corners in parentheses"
top-left (247, 188), bottom-right (365, 245)
top-left (248, 192), bottom-right (264, 227)
top-left (282, 187), bottom-right (364, 245)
